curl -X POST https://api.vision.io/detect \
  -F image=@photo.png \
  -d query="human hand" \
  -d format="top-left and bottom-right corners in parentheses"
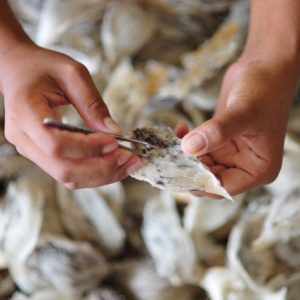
top-left (0, 43), bottom-right (142, 189)
top-left (178, 58), bottom-right (299, 196)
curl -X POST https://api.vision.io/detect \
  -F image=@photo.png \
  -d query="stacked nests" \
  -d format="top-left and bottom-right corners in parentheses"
top-left (2, 1), bottom-right (300, 300)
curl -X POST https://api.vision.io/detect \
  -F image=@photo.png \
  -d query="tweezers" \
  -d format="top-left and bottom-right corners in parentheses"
top-left (43, 118), bottom-right (158, 157)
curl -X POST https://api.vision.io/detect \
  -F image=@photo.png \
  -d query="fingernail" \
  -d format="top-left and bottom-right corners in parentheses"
top-left (103, 117), bottom-right (123, 134)
top-left (183, 133), bottom-right (206, 154)
top-left (127, 159), bottom-right (143, 174)
top-left (102, 142), bottom-right (118, 154)
top-left (117, 151), bottom-right (133, 166)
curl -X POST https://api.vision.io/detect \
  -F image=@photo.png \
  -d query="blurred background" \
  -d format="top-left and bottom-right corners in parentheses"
top-left (0, 0), bottom-right (300, 299)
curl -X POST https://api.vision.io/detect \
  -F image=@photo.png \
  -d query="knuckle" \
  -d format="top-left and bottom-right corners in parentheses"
top-left (207, 121), bottom-right (225, 143)
top-left (86, 95), bottom-right (103, 116)
top-left (260, 163), bottom-right (281, 185)
top-left (64, 61), bottom-right (88, 78)
top-left (15, 146), bottom-right (26, 157)
top-left (46, 139), bottom-right (64, 158)
top-left (7, 101), bottom-right (20, 121)
top-left (65, 182), bottom-right (80, 190)
top-left (4, 127), bottom-right (15, 144)
top-left (56, 166), bottom-right (72, 183)
top-left (264, 167), bottom-right (281, 184)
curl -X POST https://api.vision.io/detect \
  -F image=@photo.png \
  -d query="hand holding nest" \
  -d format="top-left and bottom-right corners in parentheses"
top-left (180, 58), bottom-right (300, 196)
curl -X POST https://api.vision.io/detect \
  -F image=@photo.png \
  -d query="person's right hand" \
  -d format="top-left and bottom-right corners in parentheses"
top-left (0, 43), bottom-right (142, 189)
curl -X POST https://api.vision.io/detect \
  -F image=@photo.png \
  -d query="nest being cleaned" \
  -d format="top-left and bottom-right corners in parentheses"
top-left (131, 126), bottom-right (232, 199)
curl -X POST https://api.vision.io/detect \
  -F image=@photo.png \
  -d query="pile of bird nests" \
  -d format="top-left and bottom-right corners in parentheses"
top-left (1, 0), bottom-right (300, 299)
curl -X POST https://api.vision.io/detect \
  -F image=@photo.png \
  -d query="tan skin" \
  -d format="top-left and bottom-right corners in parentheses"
top-left (1, 0), bottom-right (300, 194)
top-left (179, 0), bottom-right (300, 196)
top-left (178, 59), bottom-right (298, 196)
top-left (0, 1), bottom-right (142, 189)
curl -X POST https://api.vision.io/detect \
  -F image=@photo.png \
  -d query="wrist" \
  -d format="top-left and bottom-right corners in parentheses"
top-left (242, 0), bottom-right (300, 79)
top-left (0, 1), bottom-right (35, 87)
top-left (241, 41), bottom-right (300, 78)
top-left (238, 43), bottom-right (300, 85)
top-left (224, 54), bottom-right (299, 114)
top-left (0, 41), bottom-right (37, 93)
top-left (0, 38), bottom-right (34, 62)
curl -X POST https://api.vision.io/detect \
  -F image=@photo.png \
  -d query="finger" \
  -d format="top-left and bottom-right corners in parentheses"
top-left (11, 122), bottom-right (142, 186)
top-left (191, 191), bottom-right (223, 200)
top-left (210, 142), bottom-right (262, 173)
top-left (175, 123), bottom-right (189, 138)
top-left (59, 152), bottom-right (140, 187)
top-left (181, 107), bottom-right (254, 156)
top-left (10, 97), bottom-right (119, 159)
top-left (210, 165), bottom-right (227, 174)
top-left (44, 87), bottom-right (69, 108)
top-left (199, 154), bottom-right (215, 166)
top-left (217, 168), bottom-right (254, 195)
top-left (66, 153), bottom-right (143, 189)
top-left (63, 150), bottom-right (142, 188)
top-left (55, 61), bottom-right (122, 134)
top-left (45, 130), bottom-right (119, 159)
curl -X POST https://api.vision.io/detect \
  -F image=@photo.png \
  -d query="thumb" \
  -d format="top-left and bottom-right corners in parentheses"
top-left (59, 61), bottom-right (122, 134)
top-left (182, 108), bottom-right (251, 156)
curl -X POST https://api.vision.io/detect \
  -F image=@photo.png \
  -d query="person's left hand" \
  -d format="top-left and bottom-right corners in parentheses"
top-left (177, 59), bottom-right (299, 197)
